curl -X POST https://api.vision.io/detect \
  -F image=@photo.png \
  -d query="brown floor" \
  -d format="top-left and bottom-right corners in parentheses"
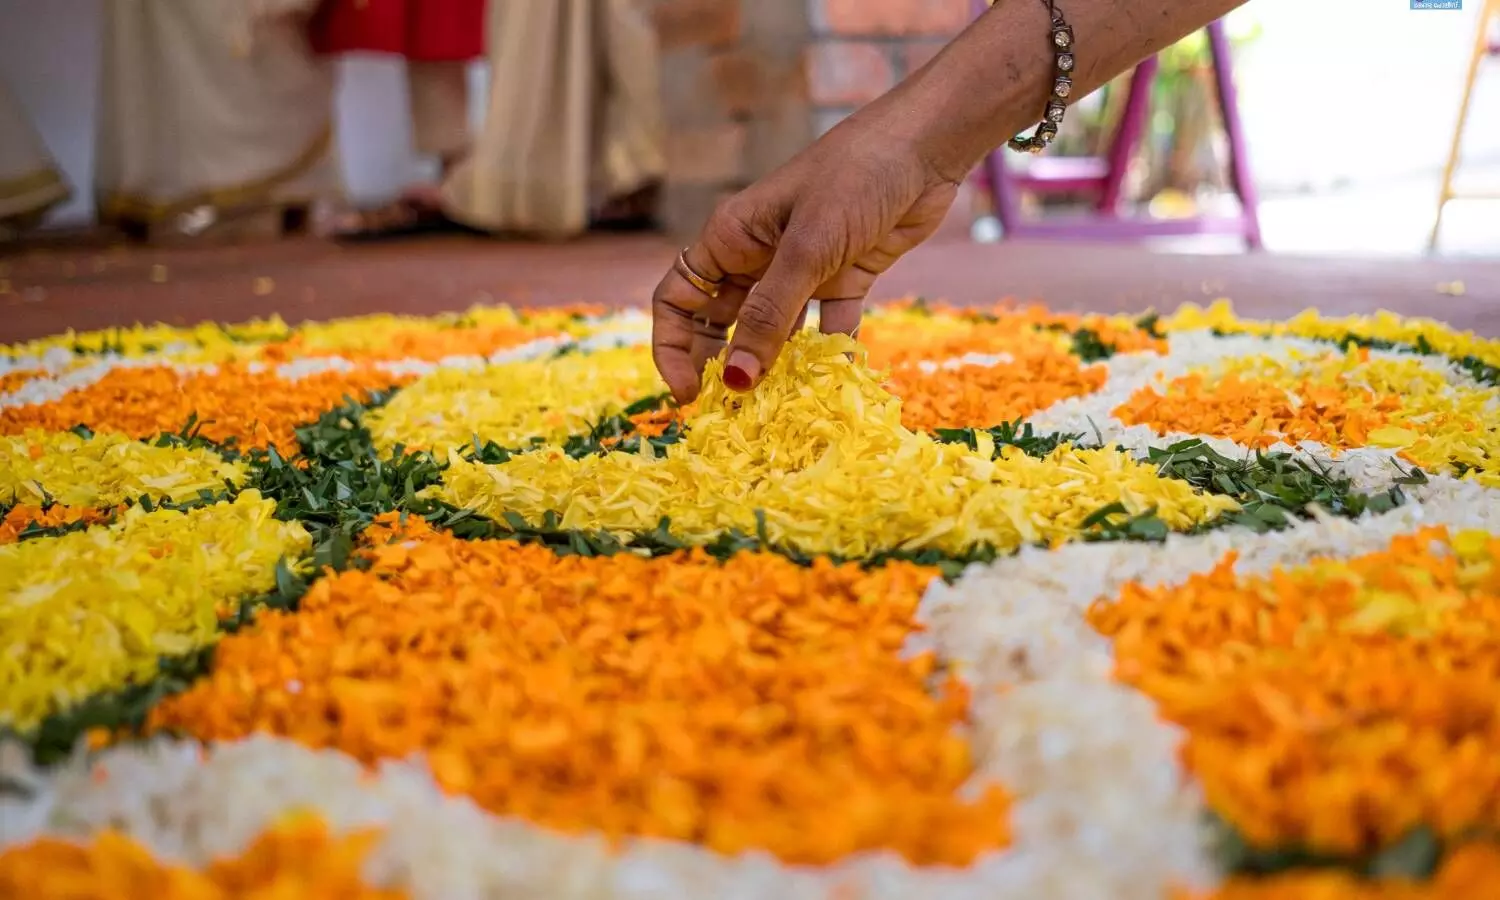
top-left (2, 232), bottom-right (1497, 344)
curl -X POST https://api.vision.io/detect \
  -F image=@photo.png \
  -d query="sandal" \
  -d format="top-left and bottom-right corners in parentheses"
top-left (590, 181), bottom-right (662, 234)
top-left (331, 193), bottom-right (483, 243)
top-left (1, 208), bottom-right (48, 243)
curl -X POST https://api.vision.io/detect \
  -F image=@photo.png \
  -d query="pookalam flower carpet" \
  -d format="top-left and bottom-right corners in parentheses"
top-left (3, 298), bottom-right (1500, 898)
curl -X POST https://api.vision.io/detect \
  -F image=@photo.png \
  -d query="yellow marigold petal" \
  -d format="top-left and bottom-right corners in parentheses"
top-left (1367, 425), bottom-right (1421, 449)
top-left (436, 332), bottom-right (1234, 557)
top-left (255, 304), bottom-right (566, 364)
top-left (367, 346), bottom-right (663, 454)
top-left (0, 430), bottom-right (245, 508)
top-left (0, 491), bottom-right (310, 730)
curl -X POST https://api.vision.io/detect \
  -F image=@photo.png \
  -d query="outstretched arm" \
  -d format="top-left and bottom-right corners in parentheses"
top-left (652, 0), bottom-right (1251, 402)
top-left (903, 0), bottom-right (1248, 182)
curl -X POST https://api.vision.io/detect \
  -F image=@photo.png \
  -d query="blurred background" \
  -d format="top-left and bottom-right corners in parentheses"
top-left (1, 0), bottom-right (1498, 347)
top-left (1, 0), bottom-right (1495, 256)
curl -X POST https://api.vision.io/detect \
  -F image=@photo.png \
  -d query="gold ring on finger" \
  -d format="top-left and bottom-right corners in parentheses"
top-left (675, 249), bottom-right (722, 299)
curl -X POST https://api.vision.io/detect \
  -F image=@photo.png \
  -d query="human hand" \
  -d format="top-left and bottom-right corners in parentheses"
top-left (649, 0), bottom-right (1253, 404)
top-left (651, 104), bottom-right (961, 404)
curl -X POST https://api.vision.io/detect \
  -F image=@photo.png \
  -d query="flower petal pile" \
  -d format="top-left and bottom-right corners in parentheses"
top-left (254, 305), bottom-right (588, 364)
top-left (0, 364), bottom-right (410, 452)
top-left (437, 333), bottom-right (1236, 557)
top-left (1092, 526), bottom-right (1500, 856)
top-left (0, 814), bottom-right (400, 899)
top-left (1116, 350), bottom-right (1499, 481)
top-left (0, 503), bottom-right (113, 544)
top-left (4, 298), bottom-right (1500, 897)
top-left (367, 345), bottom-right (663, 453)
top-left (0, 491), bottom-right (309, 730)
top-left (0, 368), bottom-right (45, 394)
top-left (1, 430), bottom-right (246, 507)
top-left (147, 516), bottom-right (1008, 866)
top-left (886, 350), bottom-right (1108, 431)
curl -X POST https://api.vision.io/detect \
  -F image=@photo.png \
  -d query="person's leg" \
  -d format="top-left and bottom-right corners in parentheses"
top-left (0, 79), bottom-right (70, 237)
top-left (95, 1), bottom-right (336, 238)
top-left (408, 60), bottom-right (471, 177)
top-left (405, 0), bottom-right (480, 184)
top-left (441, 0), bottom-right (594, 238)
top-left (589, 0), bottom-right (667, 231)
top-left (332, 58), bottom-right (472, 238)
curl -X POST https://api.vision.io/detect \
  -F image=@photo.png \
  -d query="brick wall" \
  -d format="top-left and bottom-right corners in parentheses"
top-left (805, 0), bottom-right (970, 136)
top-left (647, 0), bottom-right (970, 240)
top-left (649, 0), bottom-right (815, 240)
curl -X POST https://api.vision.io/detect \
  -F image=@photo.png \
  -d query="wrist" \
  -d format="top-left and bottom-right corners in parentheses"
top-left (879, 0), bottom-right (1061, 183)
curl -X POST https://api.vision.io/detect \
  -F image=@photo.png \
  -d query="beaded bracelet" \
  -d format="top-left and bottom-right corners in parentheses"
top-left (1006, 0), bottom-right (1074, 154)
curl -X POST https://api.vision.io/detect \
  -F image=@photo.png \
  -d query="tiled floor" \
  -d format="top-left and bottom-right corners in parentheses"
top-left (2, 231), bottom-right (1498, 345)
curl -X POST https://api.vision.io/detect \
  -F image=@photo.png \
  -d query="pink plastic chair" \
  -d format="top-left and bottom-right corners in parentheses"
top-left (971, 4), bottom-right (1262, 249)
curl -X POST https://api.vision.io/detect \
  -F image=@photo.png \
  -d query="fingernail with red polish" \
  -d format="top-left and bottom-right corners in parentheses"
top-left (724, 350), bottom-right (760, 391)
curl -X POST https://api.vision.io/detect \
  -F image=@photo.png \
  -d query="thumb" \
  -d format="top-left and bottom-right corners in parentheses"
top-left (724, 226), bottom-right (836, 391)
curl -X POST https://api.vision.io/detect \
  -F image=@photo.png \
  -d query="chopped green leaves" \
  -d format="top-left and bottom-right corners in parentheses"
top-left (13, 646), bottom-right (216, 767)
top-left (1146, 438), bottom-right (1407, 533)
top-left (1207, 812), bottom-right (1471, 882)
top-left (933, 420), bottom-right (1085, 459)
top-left (1043, 322), bottom-right (1120, 362)
top-left (246, 393), bottom-right (445, 569)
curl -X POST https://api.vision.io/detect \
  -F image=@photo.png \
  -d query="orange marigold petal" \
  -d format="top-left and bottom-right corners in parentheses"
top-left (0, 365), bottom-right (411, 453)
top-left (149, 521), bottom-right (1009, 866)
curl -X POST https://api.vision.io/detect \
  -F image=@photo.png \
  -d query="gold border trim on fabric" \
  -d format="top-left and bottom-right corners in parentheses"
top-left (0, 166), bottom-right (71, 223)
top-left (0, 167), bottom-right (69, 204)
top-left (97, 125), bottom-right (333, 225)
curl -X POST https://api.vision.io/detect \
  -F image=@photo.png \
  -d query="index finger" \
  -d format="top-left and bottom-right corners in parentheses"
top-left (723, 228), bottom-right (835, 389)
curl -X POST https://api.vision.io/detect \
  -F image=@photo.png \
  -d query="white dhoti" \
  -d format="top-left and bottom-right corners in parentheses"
top-left (0, 80), bottom-right (70, 224)
top-left (94, 1), bottom-right (338, 226)
top-left (440, 0), bottom-right (666, 238)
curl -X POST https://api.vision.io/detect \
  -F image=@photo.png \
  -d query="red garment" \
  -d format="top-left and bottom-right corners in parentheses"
top-left (309, 0), bottom-right (486, 62)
